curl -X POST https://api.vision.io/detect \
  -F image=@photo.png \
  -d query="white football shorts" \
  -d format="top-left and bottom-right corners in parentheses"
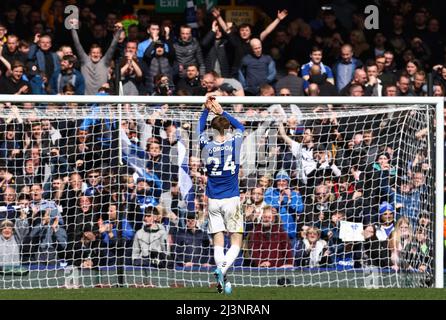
top-left (207, 196), bottom-right (243, 234)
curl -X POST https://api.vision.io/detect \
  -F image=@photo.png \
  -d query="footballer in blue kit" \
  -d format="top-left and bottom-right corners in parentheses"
top-left (198, 96), bottom-right (245, 294)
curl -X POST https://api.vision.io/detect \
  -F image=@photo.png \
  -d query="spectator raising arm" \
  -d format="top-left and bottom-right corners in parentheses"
top-left (0, 45), bottom-right (11, 73)
top-left (260, 10), bottom-right (289, 42)
top-left (211, 8), bottom-right (230, 33)
top-left (69, 19), bottom-right (89, 63)
top-left (103, 22), bottom-right (123, 64)
top-left (278, 122), bottom-right (296, 147)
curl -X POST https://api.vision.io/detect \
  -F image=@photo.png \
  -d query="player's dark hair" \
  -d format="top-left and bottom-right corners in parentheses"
top-left (211, 116), bottom-right (230, 136)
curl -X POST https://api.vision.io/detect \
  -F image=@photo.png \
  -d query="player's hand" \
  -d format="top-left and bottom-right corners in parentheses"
top-left (210, 99), bottom-right (224, 115)
top-left (204, 96), bottom-right (214, 110)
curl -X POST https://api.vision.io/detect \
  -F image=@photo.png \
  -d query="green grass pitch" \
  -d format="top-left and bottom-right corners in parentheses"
top-left (0, 287), bottom-right (445, 300)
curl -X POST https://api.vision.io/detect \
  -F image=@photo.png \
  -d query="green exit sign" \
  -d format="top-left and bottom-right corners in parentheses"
top-left (156, 0), bottom-right (186, 13)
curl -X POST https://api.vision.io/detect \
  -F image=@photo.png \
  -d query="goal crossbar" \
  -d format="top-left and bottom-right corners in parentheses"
top-left (0, 95), bottom-right (443, 106)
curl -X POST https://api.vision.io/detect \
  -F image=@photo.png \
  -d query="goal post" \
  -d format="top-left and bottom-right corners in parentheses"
top-left (0, 95), bottom-right (442, 289)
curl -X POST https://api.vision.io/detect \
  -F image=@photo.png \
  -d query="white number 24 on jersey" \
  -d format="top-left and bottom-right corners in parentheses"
top-left (207, 155), bottom-right (236, 176)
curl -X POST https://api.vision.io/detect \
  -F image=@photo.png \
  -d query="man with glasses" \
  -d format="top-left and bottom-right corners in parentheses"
top-left (200, 72), bottom-right (218, 96)
top-left (304, 183), bottom-right (334, 227)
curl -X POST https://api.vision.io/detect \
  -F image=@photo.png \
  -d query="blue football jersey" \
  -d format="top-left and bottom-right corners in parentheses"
top-left (200, 130), bottom-right (243, 200)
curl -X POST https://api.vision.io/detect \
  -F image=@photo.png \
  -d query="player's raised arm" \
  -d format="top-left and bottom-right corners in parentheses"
top-left (197, 97), bottom-right (212, 136)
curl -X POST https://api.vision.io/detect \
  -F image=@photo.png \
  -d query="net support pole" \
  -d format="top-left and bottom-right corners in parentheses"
top-left (118, 82), bottom-right (124, 166)
top-left (117, 81), bottom-right (125, 287)
top-left (435, 100), bottom-right (444, 288)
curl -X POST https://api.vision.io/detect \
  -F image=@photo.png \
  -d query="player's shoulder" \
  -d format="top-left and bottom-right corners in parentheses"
top-left (233, 129), bottom-right (244, 140)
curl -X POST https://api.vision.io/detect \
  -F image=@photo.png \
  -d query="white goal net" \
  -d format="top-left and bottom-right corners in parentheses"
top-left (0, 95), bottom-right (443, 289)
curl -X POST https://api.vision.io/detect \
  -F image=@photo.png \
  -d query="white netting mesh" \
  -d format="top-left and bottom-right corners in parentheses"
top-left (0, 101), bottom-right (438, 288)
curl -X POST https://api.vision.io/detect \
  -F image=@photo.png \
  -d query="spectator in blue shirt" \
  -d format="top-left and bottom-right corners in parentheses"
top-left (264, 170), bottom-right (304, 243)
top-left (126, 177), bottom-right (162, 231)
top-left (332, 44), bottom-right (363, 92)
top-left (49, 55), bottom-right (85, 95)
top-left (301, 46), bottom-right (334, 85)
top-left (98, 203), bottom-right (134, 266)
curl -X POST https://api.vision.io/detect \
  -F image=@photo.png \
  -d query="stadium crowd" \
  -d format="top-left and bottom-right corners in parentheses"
top-left (0, 0), bottom-right (442, 278)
